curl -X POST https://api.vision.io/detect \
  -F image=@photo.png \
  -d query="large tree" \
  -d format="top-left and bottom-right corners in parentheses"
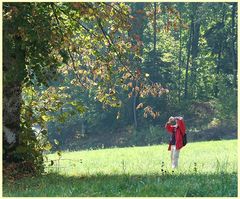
top-left (3, 2), bottom-right (133, 171)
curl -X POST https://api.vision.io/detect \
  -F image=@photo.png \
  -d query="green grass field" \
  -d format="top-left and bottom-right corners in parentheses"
top-left (3, 139), bottom-right (238, 197)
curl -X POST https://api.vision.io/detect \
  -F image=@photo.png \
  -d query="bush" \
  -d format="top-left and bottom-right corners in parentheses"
top-left (214, 76), bottom-right (237, 127)
top-left (145, 125), bottom-right (169, 144)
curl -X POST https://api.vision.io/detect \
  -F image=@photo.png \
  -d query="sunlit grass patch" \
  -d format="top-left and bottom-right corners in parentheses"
top-left (3, 139), bottom-right (237, 197)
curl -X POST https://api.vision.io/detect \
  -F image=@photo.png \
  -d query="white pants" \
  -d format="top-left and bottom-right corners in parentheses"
top-left (171, 145), bottom-right (180, 169)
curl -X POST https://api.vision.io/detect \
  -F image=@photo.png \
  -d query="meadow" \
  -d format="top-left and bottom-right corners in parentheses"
top-left (3, 139), bottom-right (237, 197)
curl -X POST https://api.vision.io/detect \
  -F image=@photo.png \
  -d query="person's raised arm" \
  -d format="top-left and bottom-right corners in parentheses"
top-left (175, 117), bottom-right (186, 134)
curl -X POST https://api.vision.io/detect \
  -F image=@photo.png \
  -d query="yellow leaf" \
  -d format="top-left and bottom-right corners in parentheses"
top-left (63, 36), bottom-right (68, 41)
top-left (89, 8), bottom-right (94, 14)
top-left (44, 142), bottom-right (52, 151)
top-left (59, 86), bottom-right (65, 90)
top-left (41, 115), bottom-right (51, 122)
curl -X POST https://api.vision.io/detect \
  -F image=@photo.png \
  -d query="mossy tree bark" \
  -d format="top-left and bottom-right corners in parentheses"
top-left (3, 19), bottom-right (26, 163)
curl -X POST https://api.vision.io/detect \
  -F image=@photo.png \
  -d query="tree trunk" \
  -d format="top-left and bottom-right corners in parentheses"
top-left (3, 4), bottom-right (46, 176)
top-left (133, 81), bottom-right (138, 128)
top-left (191, 22), bottom-right (200, 60)
top-left (184, 21), bottom-right (193, 99)
top-left (81, 120), bottom-right (85, 135)
top-left (153, 2), bottom-right (157, 65)
top-left (3, 23), bottom-right (26, 162)
top-left (178, 11), bottom-right (182, 102)
top-left (214, 6), bottom-right (226, 97)
top-left (190, 13), bottom-right (201, 99)
top-left (129, 3), bottom-right (146, 129)
top-left (213, 46), bottom-right (222, 97)
top-left (231, 3), bottom-right (237, 91)
top-left (3, 86), bottom-right (22, 161)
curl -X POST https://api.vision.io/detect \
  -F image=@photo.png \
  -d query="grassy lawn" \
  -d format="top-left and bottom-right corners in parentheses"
top-left (3, 139), bottom-right (237, 197)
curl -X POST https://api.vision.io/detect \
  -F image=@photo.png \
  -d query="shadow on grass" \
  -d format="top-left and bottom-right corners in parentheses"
top-left (3, 172), bottom-right (237, 197)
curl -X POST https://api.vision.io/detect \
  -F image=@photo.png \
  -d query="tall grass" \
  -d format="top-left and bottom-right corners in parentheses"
top-left (46, 139), bottom-right (237, 175)
top-left (3, 139), bottom-right (237, 197)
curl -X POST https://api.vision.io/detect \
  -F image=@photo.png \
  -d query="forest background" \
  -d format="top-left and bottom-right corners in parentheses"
top-left (3, 2), bottom-right (237, 174)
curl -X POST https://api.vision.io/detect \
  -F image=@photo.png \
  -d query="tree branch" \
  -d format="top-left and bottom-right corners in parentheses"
top-left (101, 2), bottom-right (130, 18)
top-left (50, 3), bottom-right (87, 89)
top-left (96, 17), bottom-right (136, 78)
top-left (96, 16), bottom-right (154, 85)
top-left (58, 7), bottom-right (98, 38)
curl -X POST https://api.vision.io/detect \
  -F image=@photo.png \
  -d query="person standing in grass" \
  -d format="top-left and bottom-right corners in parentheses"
top-left (165, 116), bottom-right (186, 169)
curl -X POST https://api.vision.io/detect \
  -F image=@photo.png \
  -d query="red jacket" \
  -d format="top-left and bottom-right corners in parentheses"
top-left (165, 118), bottom-right (186, 151)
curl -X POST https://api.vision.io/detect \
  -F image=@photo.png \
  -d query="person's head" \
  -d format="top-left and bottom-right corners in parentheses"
top-left (169, 116), bottom-right (179, 126)
top-left (168, 116), bottom-right (175, 123)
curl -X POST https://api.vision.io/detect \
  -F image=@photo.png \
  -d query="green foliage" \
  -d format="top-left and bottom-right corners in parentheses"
top-left (145, 125), bottom-right (169, 144)
top-left (214, 75), bottom-right (237, 126)
top-left (15, 85), bottom-right (63, 173)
